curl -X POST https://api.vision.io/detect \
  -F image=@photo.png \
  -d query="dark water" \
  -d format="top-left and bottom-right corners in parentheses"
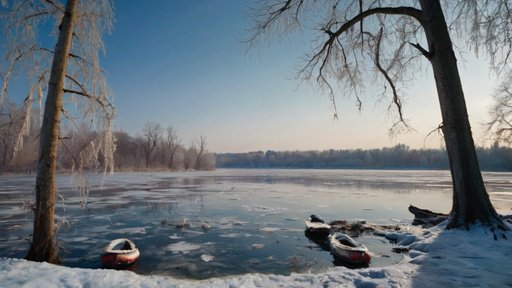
top-left (1, 169), bottom-right (510, 279)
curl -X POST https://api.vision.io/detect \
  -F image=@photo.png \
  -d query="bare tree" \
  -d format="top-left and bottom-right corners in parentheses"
top-left (194, 136), bottom-right (207, 170)
top-left (184, 146), bottom-right (196, 170)
top-left (251, 0), bottom-right (510, 232)
top-left (164, 126), bottom-right (181, 170)
top-left (142, 122), bottom-right (163, 168)
top-left (487, 72), bottom-right (512, 144)
top-left (1, 0), bottom-right (114, 263)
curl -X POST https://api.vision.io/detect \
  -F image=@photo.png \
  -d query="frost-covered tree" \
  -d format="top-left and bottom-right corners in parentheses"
top-left (0, 102), bottom-right (40, 172)
top-left (0, 0), bottom-right (114, 263)
top-left (251, 0), bottom-right (511, 233)
top-left (0, 100), bottom-right (22, 170)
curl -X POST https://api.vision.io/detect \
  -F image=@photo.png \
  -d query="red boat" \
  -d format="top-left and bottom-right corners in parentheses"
top-left (101, 238), bottom-right (140, 268)
top-left (328, 233), bottom-right (371, 264)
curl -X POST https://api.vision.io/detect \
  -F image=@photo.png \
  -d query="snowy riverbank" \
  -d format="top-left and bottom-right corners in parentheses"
top-left (2, 221), bottom-right (511, 288)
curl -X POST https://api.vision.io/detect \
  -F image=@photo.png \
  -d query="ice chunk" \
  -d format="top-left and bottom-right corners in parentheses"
top-left (200, 254), bottom-right (215, 262)
top-left (165, 241), bottom-right (201, 254)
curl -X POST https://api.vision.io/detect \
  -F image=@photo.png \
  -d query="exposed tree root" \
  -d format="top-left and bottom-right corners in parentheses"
top-left (409, 205), bottom-right (511, 237)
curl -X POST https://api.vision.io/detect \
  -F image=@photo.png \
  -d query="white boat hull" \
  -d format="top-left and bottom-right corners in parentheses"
top-left (329, 233), bottom-right (371, 264)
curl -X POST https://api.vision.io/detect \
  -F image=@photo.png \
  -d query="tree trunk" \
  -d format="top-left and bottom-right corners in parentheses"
top-left (146, 148), bottom-right (150, 168)
top-left (26, 0), bottom-right (78, 263)
top-left (419, 0), bottom-right (508, 230)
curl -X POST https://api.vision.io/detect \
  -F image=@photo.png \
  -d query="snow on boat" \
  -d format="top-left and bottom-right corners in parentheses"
top-left (328, 233), bottom-right (371, 264)
top-left (305, 214), bottom-right (331, 237)
top-left (100, 238), bottom-right (140, 268)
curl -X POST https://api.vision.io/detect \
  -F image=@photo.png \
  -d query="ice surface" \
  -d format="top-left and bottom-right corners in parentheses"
top-left (2, 169), bottom-right (512, 282)
top-left (1, 220), bottom-right (511, 287)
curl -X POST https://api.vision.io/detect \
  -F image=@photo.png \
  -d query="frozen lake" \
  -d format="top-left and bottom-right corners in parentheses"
top-left (1, 169), bottom-right (511, 279)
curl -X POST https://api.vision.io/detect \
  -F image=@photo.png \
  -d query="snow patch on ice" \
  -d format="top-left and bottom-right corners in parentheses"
top-left (200, 254), bottom-right (214, 262)
top-left (114, 227), bottom-right (146, 235)
top-left (242, 204), bottom-right (288, 215)
top-left (165, 241), bottom-right (202, 254)
top-left (258, 227), bottom-right (280, 233)
top-left (169, 234), bottom-right (182, 240)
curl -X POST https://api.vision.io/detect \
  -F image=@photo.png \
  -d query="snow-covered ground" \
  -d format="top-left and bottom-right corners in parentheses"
top-left (1, 220), bottom-right (511, 288)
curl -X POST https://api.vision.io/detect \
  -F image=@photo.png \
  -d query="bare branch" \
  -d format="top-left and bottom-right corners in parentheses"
top-left (44, 0), bottom-right (64, 14)
top-left (373, 27), bottom-right (406, 126)
top-left (425, 123), bottom-right (444, 144)
top-left (327, 6), bottom-right (423, 39)
top-left (62, 88), bottom-right (114, 114)
top-left (409, 42), bottom-right (433, 59)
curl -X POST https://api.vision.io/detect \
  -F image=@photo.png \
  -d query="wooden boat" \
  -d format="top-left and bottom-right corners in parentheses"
top-left (101, 238), bottom-right (140, 268)
top-left (305, 215), bottom-right (331, 237)
top-left (328, 233), bottom-right (371, 264)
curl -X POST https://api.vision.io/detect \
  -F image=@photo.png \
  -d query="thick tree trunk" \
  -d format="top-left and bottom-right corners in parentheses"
top-left (419, 0), bottom-right (508, 230)
top-left (26, 0), bottom-right (78, 263)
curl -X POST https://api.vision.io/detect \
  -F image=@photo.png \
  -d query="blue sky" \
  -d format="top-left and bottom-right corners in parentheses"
top-left (102, 0), bottom-right (354, 152)
top-left (7, 1), bottom-right (497, 153)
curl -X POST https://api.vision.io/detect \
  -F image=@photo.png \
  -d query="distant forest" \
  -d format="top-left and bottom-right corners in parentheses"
top-left (215, 144), bottom-right (512, 171)
top-left (0, 112), bottom-right (215, 173)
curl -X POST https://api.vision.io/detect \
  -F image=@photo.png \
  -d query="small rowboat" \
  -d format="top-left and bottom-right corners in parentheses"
top-left (101, 238), bottom-right (140, 268)
top-left (328, 233), bottom-right (371, 264)
top-left (305, 215), bottom-right (331, 237)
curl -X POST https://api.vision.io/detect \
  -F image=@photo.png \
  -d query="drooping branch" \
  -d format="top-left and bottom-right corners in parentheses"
top-left (373, 27), bottom-right (407, 127)
top-left (63, 74), bottom-right (114, 114)
top-left (65, 75), bottom-right (89, 96)
top-left (248, 0), bottom-right (294, 44)
top-left (0, 52), bottom-right (22, 107)
top-left (36, 46), bottom-right (91, 66)
top-left (62, 87), bottom-right (114, 116)
top-left (252, 2), bottom-right (426, 123)
top-left (22, 11), bottom-right (50, 21)
top-left (295, 4), bottom-right (424, 117)
top-left (338, 41), bottom-right (363, 112)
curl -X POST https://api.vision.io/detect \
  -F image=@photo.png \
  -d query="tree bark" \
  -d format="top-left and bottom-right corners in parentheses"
top-left (419, 0), bottom-right (508, 230)
top-left (26, 0), bottom-right (78, 263)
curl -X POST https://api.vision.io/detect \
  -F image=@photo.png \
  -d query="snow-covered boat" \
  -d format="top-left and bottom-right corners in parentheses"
top-left (328, 233), bottom-right (371, 264)
top-left (305, 215), bottom-right (331, 236)
top-left (100, 238), bottom-right (140, 268)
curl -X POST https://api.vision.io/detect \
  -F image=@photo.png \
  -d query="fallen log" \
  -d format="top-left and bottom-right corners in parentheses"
top-left (408, 205), bottom-right (448, 227)
top-left (328, 220), bottom-right (401, 237)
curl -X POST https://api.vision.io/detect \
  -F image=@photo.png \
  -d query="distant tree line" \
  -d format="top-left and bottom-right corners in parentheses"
top-left (113, 122), bottom-right (215, 171)
top-left (0, 110), bottom-right (215, 173)
top-left (216, 143), bottom-right (512, 171)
